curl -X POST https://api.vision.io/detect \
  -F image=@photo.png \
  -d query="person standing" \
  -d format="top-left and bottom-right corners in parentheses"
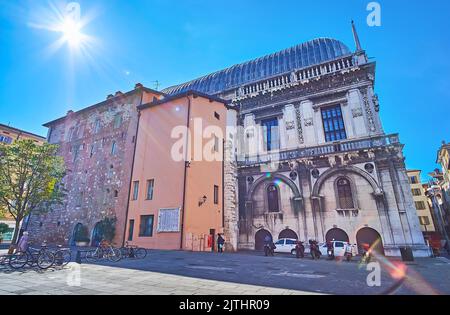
top-left (16, 231), bottom-right (29, 253)
top-left (217, 234), bottom-right (225, 253)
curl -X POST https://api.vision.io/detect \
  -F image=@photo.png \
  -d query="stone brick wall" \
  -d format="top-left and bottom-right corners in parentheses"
top-left (28, 90), bottom-right (151, 246)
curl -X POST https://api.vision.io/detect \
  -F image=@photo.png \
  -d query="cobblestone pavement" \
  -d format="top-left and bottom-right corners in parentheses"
top-left (1, 249), bottom-right (450, 295)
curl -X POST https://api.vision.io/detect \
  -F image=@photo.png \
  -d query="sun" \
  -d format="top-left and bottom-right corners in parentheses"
top-left (59, 18), bottom-right (84, 47)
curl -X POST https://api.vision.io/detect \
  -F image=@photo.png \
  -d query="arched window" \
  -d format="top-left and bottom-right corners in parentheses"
top-left (337, 178), bottom-right (354, 209)
top-left (267, 184), bottom-right (279, 213)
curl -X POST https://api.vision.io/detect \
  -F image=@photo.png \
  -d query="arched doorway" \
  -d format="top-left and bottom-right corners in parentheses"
top-left (278, 229), bottom-right (298, 240)
top-left (91, 222), bottom-right (103, 247)
top-left (326, 228), bottom-right (349, 242)
top-left (356, 227), bottom-right (384, 255)
top-left (70, 223), bottom-right (83, 246)
top-left (255, 229), bottom-right (272, 251)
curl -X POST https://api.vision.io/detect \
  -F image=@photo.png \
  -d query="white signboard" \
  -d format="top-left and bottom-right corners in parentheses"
top-left (157, 208), bottom-right (180, 232)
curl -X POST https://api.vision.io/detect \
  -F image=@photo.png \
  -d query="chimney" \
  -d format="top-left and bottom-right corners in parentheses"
top-left (135, 83), bottom-right (143, 89)
top-left (115, 91), bottom-right (123, 97)
top-left (107, 94), bottom-right (114, 100)
top-left (66, 110), bottom-right (74, 116)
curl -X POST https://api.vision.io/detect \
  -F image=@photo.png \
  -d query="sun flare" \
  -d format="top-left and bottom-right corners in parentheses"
top-left (60, 18), bottom-right (83, 47)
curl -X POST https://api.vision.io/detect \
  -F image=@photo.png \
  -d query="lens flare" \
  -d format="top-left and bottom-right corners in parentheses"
top-left (59, 17), bottom-right (84, 47)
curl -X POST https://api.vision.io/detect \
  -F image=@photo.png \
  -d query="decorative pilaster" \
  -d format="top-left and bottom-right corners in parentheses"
top-left (294, 105), bottom-right (304, 145)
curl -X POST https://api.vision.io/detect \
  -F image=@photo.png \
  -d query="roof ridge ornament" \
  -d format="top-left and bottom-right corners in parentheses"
top-left (351, 20), bottom-right (363, 52)
top-left (351, 20), bottom-right (368, 65)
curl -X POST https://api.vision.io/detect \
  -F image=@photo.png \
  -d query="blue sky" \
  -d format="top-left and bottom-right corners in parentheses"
top-left (1, 0), bottom-right (449, 178)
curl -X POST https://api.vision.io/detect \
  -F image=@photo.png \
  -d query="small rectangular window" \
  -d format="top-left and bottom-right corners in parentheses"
top-left (419, 216), bottom-right (430, 226)
top-left (146, 179), bottom-right (154, 200)
top-left (94, 119), bottom-right (101, 134)
top-left (214, 112), bottom-right (220, 120)
top-left (139, 215), bottom-right (154, 237)
top-left (415, 201), bottom-right (426, 210)
top-left (111, 141), bottom-right (117, 155)
top-left (128, 219), bottom-right (135, 241)
top-left (132, 181), bottom-right (139, 200)
top-left (214, 185), bottom-right (219, 205)
top-left (113, 114), bottom-right (123, 129)
top-left (90, 144), bottom-right (95, 158)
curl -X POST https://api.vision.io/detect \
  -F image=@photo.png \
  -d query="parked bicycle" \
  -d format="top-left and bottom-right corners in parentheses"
top-left (9, 242), bottom-right (55, 270)
top-left (120, 242), bottom-right (147, 259)
top-left (86, 240), bottom-right (121, 262)
top-left (53, 245), bottom-right (72, 267)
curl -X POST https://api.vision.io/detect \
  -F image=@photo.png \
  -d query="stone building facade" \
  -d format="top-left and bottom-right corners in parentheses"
top-left (30, 24), bottom-right (427, 256)
top-left (162, 25), bottom-right (428, 256)
top-left (28, 85), bottom-right (163, 246)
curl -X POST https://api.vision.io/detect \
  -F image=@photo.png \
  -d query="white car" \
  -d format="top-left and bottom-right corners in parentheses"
top-left (274, 239), bottom-right (354, 257)
top-left (318, 241), bottom-right (351, 257)
top-left (273, 238), bottom-right (298, 254)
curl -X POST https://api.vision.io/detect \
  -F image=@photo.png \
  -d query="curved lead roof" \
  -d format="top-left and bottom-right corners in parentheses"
top-left (162, 38), bottom-right (351, 96)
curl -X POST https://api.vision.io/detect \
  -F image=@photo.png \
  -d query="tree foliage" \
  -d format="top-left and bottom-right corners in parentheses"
top-left (97, 216), bottom-right (117, 242)
top-left (0, 140), bottom-right (66, 245)
top-left (0, 222), bottom-right (9, 235)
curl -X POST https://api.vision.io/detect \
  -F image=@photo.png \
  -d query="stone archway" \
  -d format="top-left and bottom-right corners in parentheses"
top-left (91, 222), bottom-right (103, 247)
top-left (247, 173), bottom-right (301, 203)
top-left (356, 227), bottom-right (384, 255)
top-left (312, 165), bottom-right (382, 198)
top-left (255, 229), bottom-right (272, 251)
top-left (326, 228), bottom-right (349, 242)
top-left (70, 223), bottom-right (83, 246)
top-left (278, 229), bottom-right (298, 240)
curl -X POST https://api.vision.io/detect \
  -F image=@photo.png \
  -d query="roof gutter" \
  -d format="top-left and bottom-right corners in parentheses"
top-left (121, 91), bottom-right (144, 247)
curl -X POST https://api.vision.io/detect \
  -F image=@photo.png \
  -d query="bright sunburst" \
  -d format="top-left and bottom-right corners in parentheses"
top-left (59, 17), bottom-right (84, 47)
top-left (28, 1), bottom-right (97, 55)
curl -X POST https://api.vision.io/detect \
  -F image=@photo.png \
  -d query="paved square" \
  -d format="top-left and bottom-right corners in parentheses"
top-left (1, 249), bottom-right (450, 295)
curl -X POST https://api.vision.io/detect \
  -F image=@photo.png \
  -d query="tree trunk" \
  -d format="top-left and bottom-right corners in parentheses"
top-left (8, 220), bottom-right (21, 255)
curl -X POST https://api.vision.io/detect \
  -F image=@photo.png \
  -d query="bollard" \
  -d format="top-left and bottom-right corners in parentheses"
top-left (75, 250), bottom-right (82, 264)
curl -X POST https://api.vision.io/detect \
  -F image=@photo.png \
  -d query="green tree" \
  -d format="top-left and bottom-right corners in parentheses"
top-left (0, 140), bottom-right (66, 252)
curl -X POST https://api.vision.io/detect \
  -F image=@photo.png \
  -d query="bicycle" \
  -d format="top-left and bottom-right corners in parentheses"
top-left (53, 245), bottom-right (72, 267)
top-left (86, 240), bottom-right (122, 262)
top-left (120, 242), bottom-right (147, 259)
top-left (9, 243), bottom-right (55, 270)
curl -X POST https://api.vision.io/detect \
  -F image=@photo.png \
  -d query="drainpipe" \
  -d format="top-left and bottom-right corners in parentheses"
top-left (121, 91), bottom-right (144, 247)
top-left (180, 95), bottom-right (192, 250)
top-left (222, 138), bottom-right (225, 229)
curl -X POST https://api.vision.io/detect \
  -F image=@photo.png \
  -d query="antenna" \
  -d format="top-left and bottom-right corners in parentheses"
top-left (151, 80), bottom-right (161, 91)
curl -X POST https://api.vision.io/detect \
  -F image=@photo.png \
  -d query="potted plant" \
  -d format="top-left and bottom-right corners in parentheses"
top-left (98, 216), bottom-right (117, 243)
top-left (74, 225), bottom-right (90, 247)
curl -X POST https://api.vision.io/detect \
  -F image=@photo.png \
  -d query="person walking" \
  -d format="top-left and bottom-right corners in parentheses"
top-left (295, 241), bottom-right (305, 258)
top-left (217, 234), bottom-right (225, 253)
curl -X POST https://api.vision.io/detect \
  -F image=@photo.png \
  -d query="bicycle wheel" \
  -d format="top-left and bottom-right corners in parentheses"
top-left (85, 249), bottom-right (100, 263)
top-left (8, 252), bottom-right (28, 270)
top-left (54, 250), bottom-right (72, 266)
top-left (37, 251), bottom-right (55, 269)
top-left (134, 248), bottom-right (147, 259)
top-left (107, 248), bottom-right (122, 262)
